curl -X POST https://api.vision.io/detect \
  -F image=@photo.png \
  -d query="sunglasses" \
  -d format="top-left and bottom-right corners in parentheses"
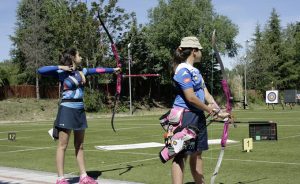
top-left (193, 48), bottom-right (202, 52)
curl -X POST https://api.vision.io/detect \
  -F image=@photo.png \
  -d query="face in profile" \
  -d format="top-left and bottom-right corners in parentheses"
top-left (74, 51), bottom-right (82, 65)
top-left (194, 49), bottom-right (202, 63)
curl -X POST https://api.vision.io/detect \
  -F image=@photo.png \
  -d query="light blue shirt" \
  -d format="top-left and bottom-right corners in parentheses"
top-left (38, 66), bottom-right (114, 109)
top-left (173, 63), bottom-right (206, 112)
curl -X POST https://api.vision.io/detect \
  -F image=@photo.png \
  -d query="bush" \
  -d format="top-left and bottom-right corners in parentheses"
top-left (247, 90), bottom-right (264, 104)
top-left (84, 88), bottom-right (104, 112)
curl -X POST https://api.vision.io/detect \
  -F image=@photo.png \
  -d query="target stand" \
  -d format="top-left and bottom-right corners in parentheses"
top-left (266, 90), bottom-right (278, 109)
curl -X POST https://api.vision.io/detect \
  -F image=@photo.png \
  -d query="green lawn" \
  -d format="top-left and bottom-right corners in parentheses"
top-left (0, 106), bottom-right (300, 184)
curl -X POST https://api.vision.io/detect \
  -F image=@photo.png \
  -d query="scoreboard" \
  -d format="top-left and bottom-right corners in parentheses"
top-left (249, 121), bottom-right (277, 141)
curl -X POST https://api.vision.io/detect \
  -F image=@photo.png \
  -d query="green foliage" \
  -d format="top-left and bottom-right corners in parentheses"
top-left (84, 87), bottom-right (104, 112)
top-left (10, 0), bottom-right (241, 103)
top-left (0, 60), bottom-right (20, 86)
top-left (11, 0), bottom-right (51, 84)
top-left (243, 9), bottom-right (300, 92)
top-left (247, 90), bottom-right (264, 105)
top-left (146, 0), bottom-right (239, 93)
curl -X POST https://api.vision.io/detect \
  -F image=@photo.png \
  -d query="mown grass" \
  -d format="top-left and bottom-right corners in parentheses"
top-left (0, 105), bottom-right (299, 184)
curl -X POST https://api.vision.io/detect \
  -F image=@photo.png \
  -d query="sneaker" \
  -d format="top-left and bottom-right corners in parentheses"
top-left (79, 175), bottom-right (98, 184)
top-left (56, 178), bottom-right (70, 184)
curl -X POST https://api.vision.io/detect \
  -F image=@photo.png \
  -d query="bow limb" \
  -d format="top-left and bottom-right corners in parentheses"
top-left (97, 11), bottom-right (121, 132)
top-left (210, 30), bottom-right (233, 184)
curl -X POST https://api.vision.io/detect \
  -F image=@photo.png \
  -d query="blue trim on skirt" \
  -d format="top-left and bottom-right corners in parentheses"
top-left (54, 105), bottom-right (87, 130)
top-left (181, 111), bottom-right (208, 152)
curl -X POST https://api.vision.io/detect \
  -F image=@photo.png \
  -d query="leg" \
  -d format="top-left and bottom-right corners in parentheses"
top-left (74, 130), bottom-right (86, 175)
top-left (172, 154), bottom-right (187, 184)
top-left (190, 151), bottom-right (205, 184)
top-left (56, 129), bottom-right (71, 177)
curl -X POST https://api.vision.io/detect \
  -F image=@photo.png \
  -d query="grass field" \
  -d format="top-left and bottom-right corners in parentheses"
top-left (0, 105), bottom-right (300, 184)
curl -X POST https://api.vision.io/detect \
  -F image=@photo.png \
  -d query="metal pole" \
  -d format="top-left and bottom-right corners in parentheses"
top-left (128, 43), bottom-right (132, 115)
top-left (244, 40), bottom-right (249, 109)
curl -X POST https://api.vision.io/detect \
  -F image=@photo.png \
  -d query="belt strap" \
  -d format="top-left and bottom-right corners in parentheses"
top-left (61, 99), bottom-right (83, 103)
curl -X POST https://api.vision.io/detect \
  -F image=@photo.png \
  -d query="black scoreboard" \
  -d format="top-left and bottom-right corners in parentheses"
top-left (249, 121), bottom-right (277, 141)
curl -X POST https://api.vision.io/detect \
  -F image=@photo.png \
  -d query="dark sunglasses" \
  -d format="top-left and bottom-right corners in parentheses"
top-left (193, 48), bottom-right (202, 52)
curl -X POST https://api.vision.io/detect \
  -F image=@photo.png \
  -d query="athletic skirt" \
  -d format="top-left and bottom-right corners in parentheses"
top-left (181, 111), bottom-right (208, 152)
top-left (54, 105), bottom-right (87, 130)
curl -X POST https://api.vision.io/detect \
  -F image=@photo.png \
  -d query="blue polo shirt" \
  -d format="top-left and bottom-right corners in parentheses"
top-left (173, 63), bottom-right (206, 112)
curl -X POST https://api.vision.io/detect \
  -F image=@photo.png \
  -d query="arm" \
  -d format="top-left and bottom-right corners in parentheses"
top-left (183, 88), bottom-right (213, 114)
top-left (37, 66), bottom-right (59, 77)
top-left (204, 88), bottom-right (230, 119)
top-left (85, 67), bottom-right (117, 76)
top-left (204, 88), bottom-right (220, 110)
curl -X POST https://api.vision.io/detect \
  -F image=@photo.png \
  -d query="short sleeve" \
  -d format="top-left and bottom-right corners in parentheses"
top-left (173, 68), bottom-right (193, 90)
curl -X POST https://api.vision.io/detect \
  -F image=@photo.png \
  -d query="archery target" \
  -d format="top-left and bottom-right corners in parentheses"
top-left (266, 90), bottom-right (278, 103)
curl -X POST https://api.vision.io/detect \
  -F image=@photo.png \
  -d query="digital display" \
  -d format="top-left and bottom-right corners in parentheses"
top-left (249, 122), bottom-right (277, 141)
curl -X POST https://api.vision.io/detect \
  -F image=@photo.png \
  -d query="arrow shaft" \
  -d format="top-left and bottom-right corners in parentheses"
top-left (122, 74), bottom-right (160, 78)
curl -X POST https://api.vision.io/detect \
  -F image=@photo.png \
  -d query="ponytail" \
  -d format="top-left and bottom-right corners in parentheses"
top-left (172, 47), bottom-right (193, 73)
top-left (59, 48), bottom-right (82, 71)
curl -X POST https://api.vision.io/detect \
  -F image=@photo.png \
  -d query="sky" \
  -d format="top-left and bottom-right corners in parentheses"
top-left (0, 0), bottom-right (299, 69)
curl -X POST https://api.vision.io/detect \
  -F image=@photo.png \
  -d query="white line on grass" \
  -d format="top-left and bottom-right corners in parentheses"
top-left (0, 146), bottom-right (56, 154)
top-left (0, 120), bottom-right (52, 124)
top-left (205, 157), bottom-right (300, 166)
top-left (278, 125), bottom-right (300, 127)
top-left (0, 145), bottom-right (38, 148)
top-left (0, 128), bottom-right (48, 134)
top-left (0, 136), bottom-right (32, 141)
top-left (83, 126), bottom-right (145, 133)
top-left (84, 149), bottom-right (158, 156)
top-left (116, 123), bottom-right (157, 126)
top-left (279, 134), bottom-right (300, 140)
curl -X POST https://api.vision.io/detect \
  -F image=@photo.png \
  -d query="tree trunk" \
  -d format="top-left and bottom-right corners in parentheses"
top-left (36, 73), bottom-right (40, 100)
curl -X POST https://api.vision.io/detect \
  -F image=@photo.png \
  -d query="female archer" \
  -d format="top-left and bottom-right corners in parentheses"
top-left (38, 48), bottom-right (120, 184)
top-left (170, 37), bottom-right (230, 184)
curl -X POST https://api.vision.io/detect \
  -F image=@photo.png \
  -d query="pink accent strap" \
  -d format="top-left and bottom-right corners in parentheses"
top-left (96, 68), bottom-right (105, 73)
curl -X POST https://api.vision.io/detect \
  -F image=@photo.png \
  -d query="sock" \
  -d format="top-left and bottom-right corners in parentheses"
top-left (80, 173), bottom-right (87, 178)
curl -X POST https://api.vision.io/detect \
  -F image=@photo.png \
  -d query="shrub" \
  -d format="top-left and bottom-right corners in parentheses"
top-left (84, 88), bottom-right (104, 112)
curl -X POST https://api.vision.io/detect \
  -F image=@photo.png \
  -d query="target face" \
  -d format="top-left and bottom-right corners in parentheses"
top-left (268, 92), bottom-right (276, 102)
top-left (266, 90), bottom-right (278, 103)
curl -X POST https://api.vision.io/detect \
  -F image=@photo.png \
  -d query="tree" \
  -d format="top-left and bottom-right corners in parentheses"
top-left (11, 0), bottom-right (131, 100)
top-left (145, 0), bottom-right (239, 96)
top-left (11, 0), bottom-right (51, 99)
top-left (246, 9), bottom-right (299, 91)
top-left (247, 24), bottom-right (275, 91)
top-left (264, 8), bottom-right (282, 89)
top-left (279, 22), bottom-right (300, 89)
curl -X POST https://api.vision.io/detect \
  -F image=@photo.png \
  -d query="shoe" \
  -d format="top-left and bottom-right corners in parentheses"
top-left (79, 175), bottom-right (98, 184)
top-left (56, 178), bottom-right (70, 184)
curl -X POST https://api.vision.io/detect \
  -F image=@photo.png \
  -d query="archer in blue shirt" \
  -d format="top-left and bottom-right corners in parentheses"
top-left (170, 37), bottom-right (230, 184)
top-left (38, 48), bottom-right (120, 184)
